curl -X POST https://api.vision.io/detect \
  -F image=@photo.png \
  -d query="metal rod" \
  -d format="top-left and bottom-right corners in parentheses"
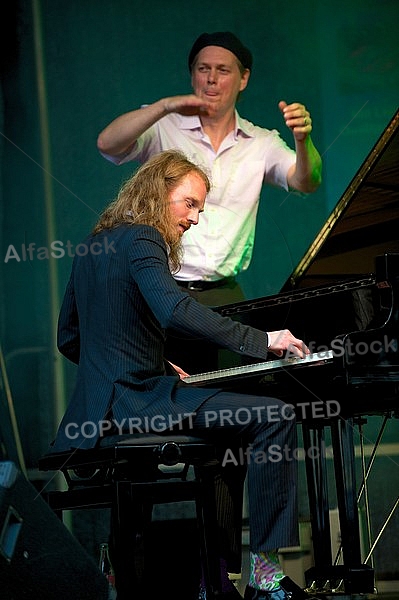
top-left (364, 496), bottom-right (399, 563)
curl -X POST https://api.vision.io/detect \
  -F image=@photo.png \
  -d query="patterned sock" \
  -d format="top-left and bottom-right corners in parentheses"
top-left (248, 550), bottom-right (285, 591)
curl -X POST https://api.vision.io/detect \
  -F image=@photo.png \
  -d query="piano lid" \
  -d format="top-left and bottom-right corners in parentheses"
top-left (282, 108), bottom-right (399, 291)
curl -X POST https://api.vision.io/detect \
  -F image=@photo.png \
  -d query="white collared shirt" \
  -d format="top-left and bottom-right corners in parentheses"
top-left (103, 110), bottom-right (296, 282)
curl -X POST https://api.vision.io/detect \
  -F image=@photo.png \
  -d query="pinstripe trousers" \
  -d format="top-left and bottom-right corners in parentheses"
top-left (175, 391), bottom-right (299, 572)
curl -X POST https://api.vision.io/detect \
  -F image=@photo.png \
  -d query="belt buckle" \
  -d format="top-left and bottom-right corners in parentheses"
top-left (187, 281), bottom-right (201, 290)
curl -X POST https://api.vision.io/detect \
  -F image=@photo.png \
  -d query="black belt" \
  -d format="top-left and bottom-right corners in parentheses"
top-left (177, 277), bottom-right (234, 292)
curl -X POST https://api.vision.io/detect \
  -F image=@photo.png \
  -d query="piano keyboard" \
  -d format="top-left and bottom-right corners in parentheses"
top-left (183, 350), bottom-right (334, 386)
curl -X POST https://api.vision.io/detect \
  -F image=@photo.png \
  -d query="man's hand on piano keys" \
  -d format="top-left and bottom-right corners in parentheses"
top-left (267, 329), bottom-right (310, 359)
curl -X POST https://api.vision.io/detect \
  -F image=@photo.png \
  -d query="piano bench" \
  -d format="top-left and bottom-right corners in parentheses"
top-left (38, 433), bottom-right (222, 600)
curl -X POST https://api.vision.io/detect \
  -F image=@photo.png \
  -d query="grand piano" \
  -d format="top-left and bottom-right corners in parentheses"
top-left (185, 108), bottom-right (399, 594)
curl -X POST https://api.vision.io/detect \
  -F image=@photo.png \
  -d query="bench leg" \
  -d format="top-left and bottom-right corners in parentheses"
top-left (195, 466), bottom-right (222, 599)
top-left (110, 480), bottom-right (152, 599)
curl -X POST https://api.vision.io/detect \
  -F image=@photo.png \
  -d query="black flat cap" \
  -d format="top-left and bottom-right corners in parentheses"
top-left (188, 31), bottom-right (253, 71)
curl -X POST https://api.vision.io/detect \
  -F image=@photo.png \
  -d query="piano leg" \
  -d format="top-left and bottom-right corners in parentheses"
top-left (331, 417), bottom-right (362, 566)
top-left (330, 417), bottom-right (374, 593)
top-left (303, 417), bottom-right (375, 595)
top-left (301, 422), bottom-right (332, 569)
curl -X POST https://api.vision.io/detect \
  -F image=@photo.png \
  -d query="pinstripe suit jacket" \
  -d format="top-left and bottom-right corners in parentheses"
top-left (50, 224), bottom-right (270, 452)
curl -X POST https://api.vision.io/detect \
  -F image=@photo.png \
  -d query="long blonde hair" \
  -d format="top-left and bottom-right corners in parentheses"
top-left (93, 150), bottom-right (210, 272)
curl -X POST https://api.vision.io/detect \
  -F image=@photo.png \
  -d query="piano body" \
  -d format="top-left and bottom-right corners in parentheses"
top-left (186, 108), bottom-right (399, 593)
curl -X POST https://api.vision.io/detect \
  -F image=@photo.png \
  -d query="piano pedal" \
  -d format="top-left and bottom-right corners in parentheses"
top-left (304, 579), bottom-right (331, 595)
top-left (330, 579), bottom-right (345, 593)
top-left (304, 581), bottom-right (319, 593)
top-left (305, 564), bottom-right (375, 597)
top-left (305, 579), bottom-right (373, 597)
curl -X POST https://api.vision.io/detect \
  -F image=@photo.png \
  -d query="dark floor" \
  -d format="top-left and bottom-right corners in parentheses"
top-left (137, 520), bottom-right (399, 600)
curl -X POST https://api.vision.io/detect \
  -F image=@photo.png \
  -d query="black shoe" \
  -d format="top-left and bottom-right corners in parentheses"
top-left (244, 576), bottom-right (321, 600)
top-left (244, 586), bottom-right (288, 600)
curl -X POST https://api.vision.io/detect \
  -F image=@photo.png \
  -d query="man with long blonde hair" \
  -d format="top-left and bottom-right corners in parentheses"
top-left (92, 149), bottom-right (210, 273)
top-left (50, 149), bottom-right (311, 600)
